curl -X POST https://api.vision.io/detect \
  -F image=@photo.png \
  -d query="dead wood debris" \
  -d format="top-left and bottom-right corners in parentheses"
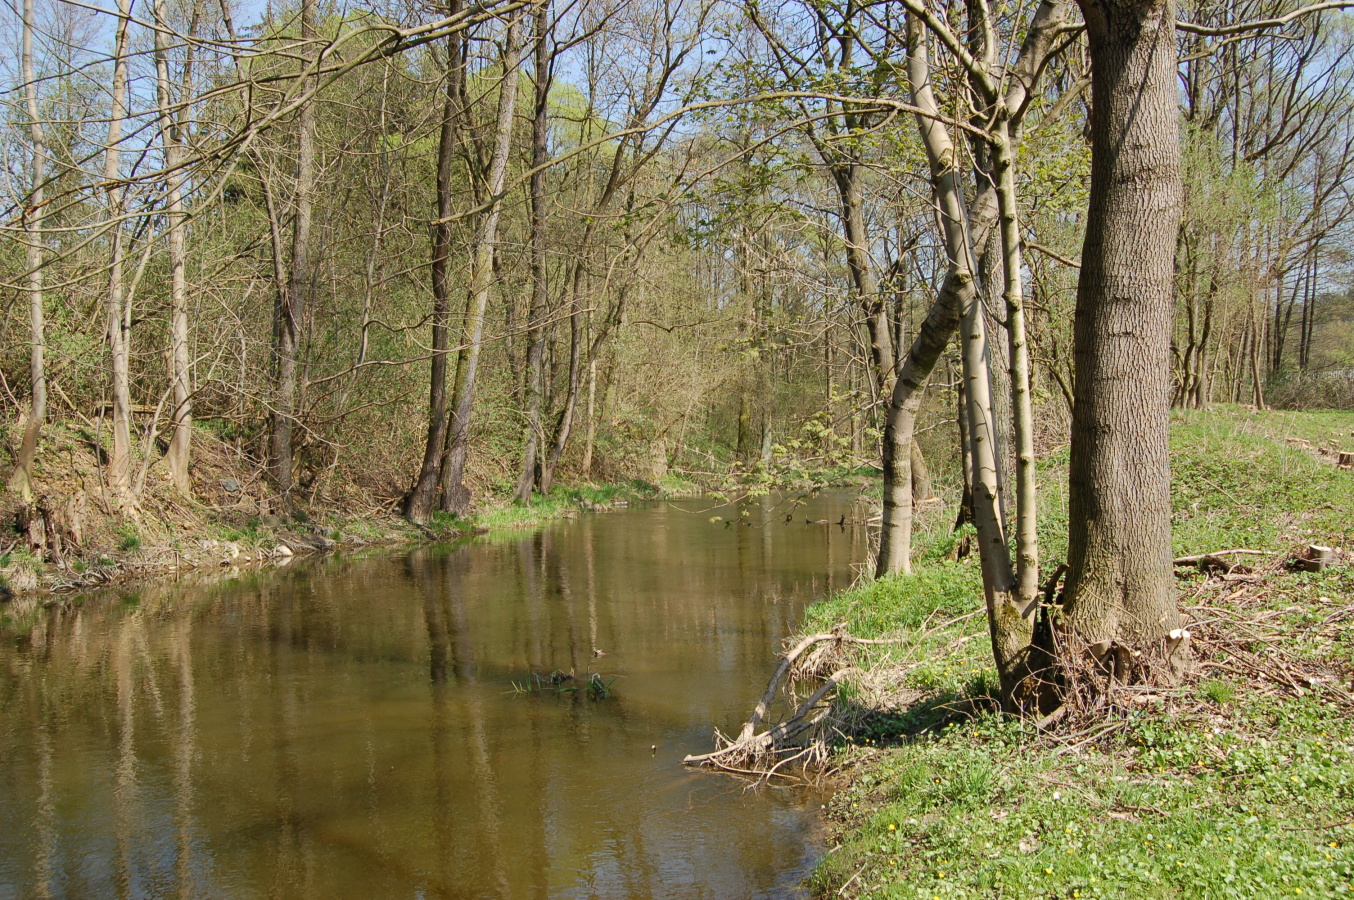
top-left (689, 546), bottom-right (1352, 774)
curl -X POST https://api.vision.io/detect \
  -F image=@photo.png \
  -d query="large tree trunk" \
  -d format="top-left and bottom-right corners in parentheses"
top-left (1063, 0), bottom-right (1183, 650)
top-left (440, 14), bottom-right (524, 514)
top-left (405, 8), bottom-right (465, 525)
top-left (513, 1), bottom-right (553, 504)
top-left (7, 0), bottom-right (47, 503)
top-left (104, 0), bottom-right (134, 504)
top-left (271, 0), bottom-right (317, 503)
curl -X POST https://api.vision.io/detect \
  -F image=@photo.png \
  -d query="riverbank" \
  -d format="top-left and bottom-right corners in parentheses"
top-left (796, 407), bottom-right (1354, 898)
top-left (0, 419), bottom-right (696, 597)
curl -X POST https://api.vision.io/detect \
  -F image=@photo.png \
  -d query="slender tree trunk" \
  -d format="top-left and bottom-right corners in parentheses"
top-left (440, 14), bottom-right (524, 514)
top-left (878, 19), bottom-right (984, 579)
top-left (271, 0), bottom-right (317, 502)
top-left (978, 226), bottom-right (1013, 505)
top-left (155, 0), bottom-right (194, 495)
top-left (405, 7), bottom-right (465, 524)
top-left (992, 113), bottom-right (1039, 608)
top-left (951, 184), bottom-right (1023, 697)
top-left (954, 367), bottom-right (974, 529)
top-left (909, 438), bottom-right (932, 502)
top-left (1248, 296), bottom-right (1266, 409)
top-left (581, 358), bottom-right (597, 479)
top-left (537, 285), bottom-right (581, 495)
top-left (7, 0), bottom-right (47, 502)
top-left (876, 0), bottom-right (1064, 581)
top-left (831, 164), bottom-right (892, 394)
top-left (1194, 289), bottom-right (1214, 408)
top-left (1063, 0), bottom-right (1183, 651)
top-left (513, 0), bottom-right (552, 504)
top-left (104, 0), bottom-right (134, 504)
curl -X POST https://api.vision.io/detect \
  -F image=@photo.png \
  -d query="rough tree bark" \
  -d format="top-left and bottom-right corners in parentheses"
top-left (1062, 0), bottom-right (1183, 652)
top-left (7, 0), bottom-right (47, 503)
top-left (440, 13), bottom-right (524, 514)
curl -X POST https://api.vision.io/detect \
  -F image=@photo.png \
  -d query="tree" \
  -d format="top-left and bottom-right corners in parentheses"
top-left (154, 0), bottom-right (200, 495)
top-left (270, 0), bottom-right (319, 503)
top-left (405, 0), bottom-right (470, 525)
top-left (103, 0), bottom-right (134, 504)
top-left (876, 0), bottom-right (1067, 588)
top-left (1059, 0), bottom-right (1184, 660)
top-left (439, 10), bottom-right (525, 514)
top-left (512, 0), bottom-right (554, 504)
top-left (6, 0), bottom-right (48, 503)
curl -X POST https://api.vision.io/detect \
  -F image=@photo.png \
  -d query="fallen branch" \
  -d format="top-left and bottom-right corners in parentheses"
top-left (685, 666), bottom-right (858, 767)
top-left (734, 624), bottom-right (912, 742)
top-left (1173, 549), bottom-right (1269, 565)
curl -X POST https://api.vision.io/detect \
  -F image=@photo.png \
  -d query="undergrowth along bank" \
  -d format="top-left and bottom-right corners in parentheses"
top-left (796, 406), bottom-right (1354, 899)
top-left (0, 419), bottom-right (696, 597)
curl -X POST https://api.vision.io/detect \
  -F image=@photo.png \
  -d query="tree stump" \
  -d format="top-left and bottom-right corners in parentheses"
top-left (1298, 545), bottom-right (1337, 572)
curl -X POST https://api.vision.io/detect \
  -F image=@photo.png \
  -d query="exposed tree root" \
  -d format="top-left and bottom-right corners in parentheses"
top-left (689, 548), bottom-right (1352, 778)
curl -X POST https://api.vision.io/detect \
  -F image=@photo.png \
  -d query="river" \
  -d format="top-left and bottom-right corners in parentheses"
top-left (0, 492), bottom-right (870, 899)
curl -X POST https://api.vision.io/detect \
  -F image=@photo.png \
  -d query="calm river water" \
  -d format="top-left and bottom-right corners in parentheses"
top-left (0, 493), bottom-right (870, 899)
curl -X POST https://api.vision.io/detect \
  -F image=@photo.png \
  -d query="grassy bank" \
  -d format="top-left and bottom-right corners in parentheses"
top-left (800, 407), bottom-right (1354, 898)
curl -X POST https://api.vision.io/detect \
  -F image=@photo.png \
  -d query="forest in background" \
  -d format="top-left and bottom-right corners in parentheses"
top-left (1, 0), bottom-right (1351, 532)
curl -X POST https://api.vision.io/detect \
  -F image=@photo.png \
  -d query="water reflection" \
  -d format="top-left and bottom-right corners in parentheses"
top-left (0, 493), bottom-right (869, 899)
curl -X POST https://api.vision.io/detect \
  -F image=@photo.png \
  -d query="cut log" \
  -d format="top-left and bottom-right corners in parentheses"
top-left (1337, 451), bottom-right (1354, 468)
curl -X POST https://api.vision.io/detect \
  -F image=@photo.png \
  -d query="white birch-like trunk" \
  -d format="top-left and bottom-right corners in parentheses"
top-left (104, 0), bottom-right (134, 504)
top-left (7, 0), bottom-right (48, 501)
top-left (154, 0), bottom-right (193, 495)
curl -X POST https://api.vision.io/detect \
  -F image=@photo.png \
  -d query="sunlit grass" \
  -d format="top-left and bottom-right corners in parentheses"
top-left (803, 407), bottom-right (1354, 899)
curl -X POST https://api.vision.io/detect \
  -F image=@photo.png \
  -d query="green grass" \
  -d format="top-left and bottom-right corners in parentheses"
top-left (114, 523), bottom-right (141, 553)
top-left (802, 407), bottom-right (1354, 899)
top-left (811, 696), bottom-right (1354, 899)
